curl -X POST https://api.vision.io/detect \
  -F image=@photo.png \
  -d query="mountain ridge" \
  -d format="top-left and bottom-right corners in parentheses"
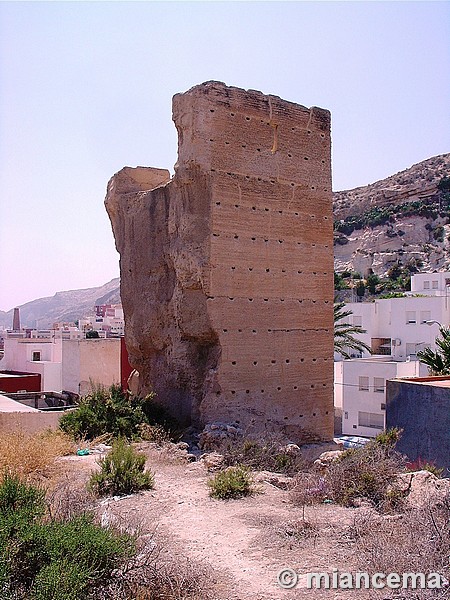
top-left (0, 278), bottom-right (120, 330)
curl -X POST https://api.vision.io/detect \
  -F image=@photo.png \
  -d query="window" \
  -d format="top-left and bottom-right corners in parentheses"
top-left (358, 411), bottom-right (384, 430)
top-left (432, 280), bottom-right (438, 289)
top-left (406, 311), bottom-right (416, 324)
top-left (373, 377), bottom-right (385, 392)
top-left (423, 281), bottom-right (430, 289)
top-left (353, 316), bottom-right (362, 327)
top-left (359, 376), bottom-right (369, 391)
top-left (32, 351), bottom-right (41, 361)
top-left (381, 403), bottom-right (386, 410)
top-left (420, 311), bottom-right (431, 324)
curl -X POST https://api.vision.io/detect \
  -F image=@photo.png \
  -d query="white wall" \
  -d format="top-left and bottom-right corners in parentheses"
top-left (334, 358), bottom-right (427, 437)
top-left (61, 338), bottom-right (121, 394)
top-left (340, 294), bottom-right (450, 361)
top-left (410, 271), bottom-right (450, 295)
top-left (0, 337), bottom-right (62, 391)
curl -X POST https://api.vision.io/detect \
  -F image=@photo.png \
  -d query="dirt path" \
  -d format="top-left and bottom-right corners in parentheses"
top-left (60, 446), bottom-right (376, 600)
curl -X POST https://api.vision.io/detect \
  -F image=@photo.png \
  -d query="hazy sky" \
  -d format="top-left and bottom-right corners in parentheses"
top-left (0, 1), bottom-right (449, 312)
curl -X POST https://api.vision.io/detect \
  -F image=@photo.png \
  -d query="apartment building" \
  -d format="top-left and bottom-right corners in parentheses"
top-left (335, 272), bottom-right (450, 437)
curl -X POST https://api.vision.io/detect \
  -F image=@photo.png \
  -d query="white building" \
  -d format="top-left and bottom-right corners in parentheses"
top-left (338, 272), bottom-right (450, 360)
top-left (79, 304), bottom-right (124, 337)
top-left (334, 357), bottom-right (428, 437)
top-left (0, 330), bottom-right (121, 395)
top-left (410, 271), bottom-right (450, 296)
top-left (335, 272), bottom-right (450, 437)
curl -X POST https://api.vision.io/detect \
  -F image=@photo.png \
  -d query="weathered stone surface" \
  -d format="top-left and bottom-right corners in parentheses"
top-left (314, 450), bottom-right (344, 469)
top-left (395, 470), bottom-right (450, 508)
top-left (105, 81), bottom-right (334, 442)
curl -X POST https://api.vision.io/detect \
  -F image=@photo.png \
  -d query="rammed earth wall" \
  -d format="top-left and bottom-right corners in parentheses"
top-left (105, 81), bottom-right (334, 442)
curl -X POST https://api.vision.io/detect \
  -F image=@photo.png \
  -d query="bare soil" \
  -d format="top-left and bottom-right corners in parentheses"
top-left (58, 444), bottom-right (397, 600)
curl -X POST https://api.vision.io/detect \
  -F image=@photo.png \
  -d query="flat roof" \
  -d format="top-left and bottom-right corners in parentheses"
top-left (0, 394), bottom-right (39, 412)
top-left (395, 376), bottom-right (450, 389)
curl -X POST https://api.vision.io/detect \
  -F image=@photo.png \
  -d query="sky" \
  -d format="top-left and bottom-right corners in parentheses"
top-left (0, 1), bottom-right (449, 312)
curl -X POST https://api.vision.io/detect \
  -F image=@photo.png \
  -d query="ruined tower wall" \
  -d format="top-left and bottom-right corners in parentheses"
top-left (106, 82), bottom-right (334, 442)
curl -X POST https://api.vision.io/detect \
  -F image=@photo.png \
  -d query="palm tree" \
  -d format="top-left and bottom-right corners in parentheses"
top-left (417, 326), bottom-right (450, 375)
top-left (334, 300), bottom-right (371, 359)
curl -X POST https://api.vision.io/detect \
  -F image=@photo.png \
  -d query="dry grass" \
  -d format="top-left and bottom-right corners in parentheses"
top-left (347, 494), bottom-right (450, 599)
top-left (0, 429), bottom-right (75, 482)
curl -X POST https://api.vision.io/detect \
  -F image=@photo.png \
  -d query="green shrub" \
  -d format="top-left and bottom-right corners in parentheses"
top-left (208, 466), bottom-right (253, 500)
top-left (325, 432), bottom-right (405, 509)
top-left (89, 438), bottom-right (154, 497)
top-left (31, 560), bottom-right (89, 600)
top-left (0, 475), bottom-right (134, 600)
top-left (406, 457), bottom-right (444, 478)
top-left (59, 384), bottom-right (175, 441)
top-left (218, 436), bottom-right (308, 475)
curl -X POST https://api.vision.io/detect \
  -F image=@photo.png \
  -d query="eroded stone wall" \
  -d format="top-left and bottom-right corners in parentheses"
top-left (105, 81), bottom-right (334, 442)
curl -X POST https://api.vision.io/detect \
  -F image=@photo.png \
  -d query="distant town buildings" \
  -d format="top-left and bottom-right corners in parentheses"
top-left (0, 304), bottom-right (130, 396)
top-left (79, 304), bottom-right (124, 337)
top-left (335, 271), bottom-right (450, 438)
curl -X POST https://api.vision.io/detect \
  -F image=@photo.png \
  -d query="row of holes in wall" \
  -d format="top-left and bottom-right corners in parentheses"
top-left (221, 328), bottom-right (330, 333)
top-left (213, 201), bottom-right (330, 220)
top-left (209, 108), bottom-right (327, 139)
top-left (207, 298), bottom-right (331, 308)
top-left (216, 267), bottom-right (329, 275)
top-left (208, 137), bottom-right (327, 165)
top-left (209, 168), bottom-right (329, 192)
top-left (211, 233), bottom-right (329, 246)
top-left (223, 387), bottom-right (328, 396)
top-left (229, 358), bottom-right (329, 364)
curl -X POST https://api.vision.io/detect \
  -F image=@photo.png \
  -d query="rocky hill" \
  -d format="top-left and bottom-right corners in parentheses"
top-left (333, 153), bottom-right (450, 277)
top-left (0, 278), bottom-right (120, 330)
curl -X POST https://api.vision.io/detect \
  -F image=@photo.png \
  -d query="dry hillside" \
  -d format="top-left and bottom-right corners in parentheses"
top-left (333, 153), bottom-right (450, 277)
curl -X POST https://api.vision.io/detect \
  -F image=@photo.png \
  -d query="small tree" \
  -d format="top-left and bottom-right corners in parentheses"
top-left (366, 273), bottom-right (379, 295)
top-left (417, 326), bottom-right (450, 375)
top-left (356, 280), bottom-right (365, 301)
top-left (86, 330), bottom-right (100, 339)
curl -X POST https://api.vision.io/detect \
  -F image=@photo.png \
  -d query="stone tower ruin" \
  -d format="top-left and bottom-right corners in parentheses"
top-left (105, 81), bottom-right (334, 442)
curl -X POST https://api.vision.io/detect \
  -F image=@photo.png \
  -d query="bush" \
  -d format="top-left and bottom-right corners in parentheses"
top-left (0, 474), bottom-right (134, 600)
top-left (218, 436), bottom-right (308, 475)
top-left (208, 466), bottom-right (253, 500)
top-left (325, 430), bottom-right (405, 509)
top-left (89, 438), bottom-right (155, 497)
top-left (59, 384), bottom-right (175, 441)
top-left (349, 496), bottom-right (450, 599)
top-left (289, 473), bottom-right (329, 520)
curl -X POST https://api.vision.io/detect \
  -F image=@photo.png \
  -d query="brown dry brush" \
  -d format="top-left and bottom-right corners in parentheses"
top-left (346, 494), bottom-right (450, 599)
top-left (324, 442), bottom-right (406, 510)
top-left (94, 540), bottom-right (214, 600)
top-left (0, 429), bottom-right (75, 482)
top-left (218, 434), bottom-right (312, 475)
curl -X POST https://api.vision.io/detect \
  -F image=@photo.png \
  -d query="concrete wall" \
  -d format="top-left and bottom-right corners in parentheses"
top-left (0, 411), bottom-right (62, 434)
top-left (386, 379), bottom-right (450, 473)
top-left (62, 338), bottom-right (121, 394)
